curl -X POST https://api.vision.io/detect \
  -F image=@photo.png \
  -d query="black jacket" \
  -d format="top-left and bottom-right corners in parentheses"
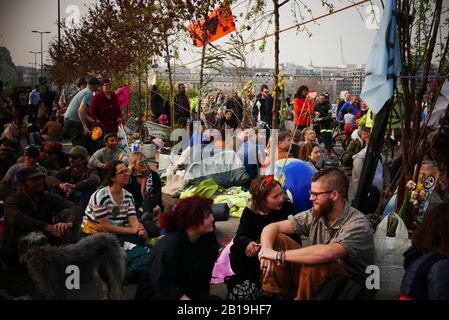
top-left (230, 201), bottom-right (300, 279)
top-left (314, 102), bottom-right (333, 130)
top-left (135, 230), bottom-right (219, 300)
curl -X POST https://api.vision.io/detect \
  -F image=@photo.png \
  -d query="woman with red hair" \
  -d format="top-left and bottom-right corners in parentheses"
top-left (230, 176), bottom-right (300, 288)
top-left (135, 196), bottom-right (220, 300)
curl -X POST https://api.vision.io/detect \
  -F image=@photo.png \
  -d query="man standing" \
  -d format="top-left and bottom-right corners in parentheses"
top-left (255, 85), bottom-right (274, 126)
top-left (28, 86), bottom-right (41, 123)
top-left (89, 79), bottom-right (123, 134)
top-left (174, 83), bottom-right (190, 122)
top-left (314, 94), bottom-right (334, 159)
top-left (338, 95), bottom-right (359, 122)
top-left (59, 78), bottom-right (87, 110)
top-left (63, 77), bottom-right (99, 151)
top-left (258, 168), bottom-right (374, 300)
top-left (2, 167), bottom-right (83, 268)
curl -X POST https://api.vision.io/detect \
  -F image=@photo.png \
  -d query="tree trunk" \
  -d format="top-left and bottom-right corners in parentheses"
top-left (270, 0), bottom-right (281, 174)
top-left (197, 11), bottom-right (210, 122)
top-left (165, 35), bottom-right (175, 130)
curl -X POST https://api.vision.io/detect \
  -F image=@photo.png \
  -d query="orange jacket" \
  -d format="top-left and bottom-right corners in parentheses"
top-left (294, 98), bottom-right (314, 126)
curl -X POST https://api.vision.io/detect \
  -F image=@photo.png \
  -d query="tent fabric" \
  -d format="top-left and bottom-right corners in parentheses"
top-left (183, 149), bottom-right (250, 189)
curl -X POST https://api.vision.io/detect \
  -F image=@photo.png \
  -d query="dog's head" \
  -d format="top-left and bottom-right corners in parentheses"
top-left (18, 232), bottom-right (49, 265)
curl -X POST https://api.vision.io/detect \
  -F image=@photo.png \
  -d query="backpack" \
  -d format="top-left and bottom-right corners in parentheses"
top-left (315, 275), bottom-right (369, 300)
top-left (124, 245), bottom-right (151, 284)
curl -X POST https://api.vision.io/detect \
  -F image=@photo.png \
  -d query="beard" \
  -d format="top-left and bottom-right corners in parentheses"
top-left (312, 198), bottom-right (334, 218)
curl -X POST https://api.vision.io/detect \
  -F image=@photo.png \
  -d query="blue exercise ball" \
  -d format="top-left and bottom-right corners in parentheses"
top-left (273, 158), bottom-right (316, 212)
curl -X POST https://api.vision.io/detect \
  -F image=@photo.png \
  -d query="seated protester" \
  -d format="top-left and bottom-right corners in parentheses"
top-left (351, 134), bottom-right (384, 211)
top-left (340, 127), bottom-right (369, 173)
top-left (88, 132), bottom-right (129, 174)
top-left (219, 110), bottom-right (238, 130)
top-left (0, 123), bottom-right (20, 150)
top-left (37, 102), bottom-right (49, 129)
top-left (41, 114), bottom-right (64, 142)
top-left (230, 176), bottom-right (300, 285)
top-left (298, 127), bottom-right (318, 149)
top-left (0, 98), bottom-right (14, 132)
top-left (1, 145), bottom-right (47, 199)
top-left (236, 129), bottom-right (263, 180)
top-left (81, 160), bottom-right (147, 241)
top-left (125, 152), bottom-right (163, 238)
top-left (40, 141), bottom-right (70, 174)
top-left (45, 145), bottom-right (100, 211)
top-left (262, 130), bottom-right (293, 170)
top-left (135, 196), bottom-right (220, 300)
top-left (0, 141), bottom-right (20, 181)
top-left (290, 130), bottom-right (302, 160)
top-left (298, 142), bottom-right (322, 170)
top-left (400, 202), bottom-right (449, 300)
top-left (1, 167), bottom-right (83, 268)
top-left (258, 168), bottom-right (374, 300)
top-left (22, 122), bottom-right (43, 150)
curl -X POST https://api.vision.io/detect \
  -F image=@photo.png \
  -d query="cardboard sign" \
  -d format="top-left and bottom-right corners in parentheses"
top-left (124, 117), bottom-right (139, 134)
top-left (146, 121), bottom-right (171, 141)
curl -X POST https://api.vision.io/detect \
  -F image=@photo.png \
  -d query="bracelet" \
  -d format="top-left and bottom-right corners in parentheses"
top-left (275, 251), bottom-right (284, 266)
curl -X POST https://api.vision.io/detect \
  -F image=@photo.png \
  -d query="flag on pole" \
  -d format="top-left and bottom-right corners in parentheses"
top-left (116, 85), bottom-right (131, 110)
top-left (187, 4), bottom-right (236, 48)
top-left (360, 0), bottom-right (401, 114)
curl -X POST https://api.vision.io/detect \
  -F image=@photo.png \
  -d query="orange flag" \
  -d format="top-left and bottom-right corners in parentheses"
top-left (187, 4), bottom-right (236, 47)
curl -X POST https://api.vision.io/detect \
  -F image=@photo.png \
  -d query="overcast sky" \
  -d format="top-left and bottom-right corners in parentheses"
top-left (0, 0), bottom-right (383, 69)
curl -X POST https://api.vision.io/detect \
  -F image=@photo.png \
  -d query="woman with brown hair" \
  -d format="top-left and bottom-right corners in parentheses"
top-left (81, 160), bottom-right (147, 239)
top-left (230, 175), bottom-right (299, 285)
top-left (298, 142), bottom-right (321, 170)
top-left (400, 202), bottom-right (449, 300)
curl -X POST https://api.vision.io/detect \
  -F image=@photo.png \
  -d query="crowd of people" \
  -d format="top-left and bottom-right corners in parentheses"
top-left (0, 77), bottom-right (448, 300)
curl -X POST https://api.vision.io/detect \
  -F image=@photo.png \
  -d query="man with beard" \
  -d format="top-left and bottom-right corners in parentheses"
top-left (2, 167), bottom-right (83, 268)
top-left (257, 168), bottom-right (374, 300)
top-left (88, 132), bottom-right (129, 172)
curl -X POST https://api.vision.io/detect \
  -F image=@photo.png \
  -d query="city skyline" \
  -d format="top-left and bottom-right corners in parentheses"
top-left (0, 0), bottom-right (382, 70)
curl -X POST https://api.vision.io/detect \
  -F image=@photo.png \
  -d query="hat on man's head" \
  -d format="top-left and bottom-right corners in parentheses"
top-left (67, 145), bottom-right (88, 161)
top-left (77, 78), bottom-right (87, 87)
top-left (24, 144), bottom-right (40, 158)
top-left (103, 132), bottom-right (118, 144)
top-left (17, 167), bottom-right (46, 184)
top-left (87, 77), bottom-right (100, 86)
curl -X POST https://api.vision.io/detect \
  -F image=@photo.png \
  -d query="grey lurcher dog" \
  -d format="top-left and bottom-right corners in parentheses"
top-left (18, 232), bottom-right (126, 300)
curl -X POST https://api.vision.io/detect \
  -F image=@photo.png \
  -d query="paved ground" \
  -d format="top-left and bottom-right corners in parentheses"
top-left (1, 143), bottom-right (400, 300)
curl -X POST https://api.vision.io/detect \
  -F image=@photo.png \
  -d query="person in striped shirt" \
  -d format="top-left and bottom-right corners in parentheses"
top-left (82, 160), bottom-right (148, 240)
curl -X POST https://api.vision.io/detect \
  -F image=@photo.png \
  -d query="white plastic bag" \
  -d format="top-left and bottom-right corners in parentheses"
top-left (374, 212), bottom-right (411, 299)
top-left (117, 124), bottom-right (130, 157)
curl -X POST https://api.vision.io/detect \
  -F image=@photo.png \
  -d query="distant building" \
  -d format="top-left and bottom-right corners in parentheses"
top-left (335, 66), bottom-right (365, 96)
top-left (0, 47), bottom-right (18, 83)
top-left (16, 66), bottom-right (35, 85)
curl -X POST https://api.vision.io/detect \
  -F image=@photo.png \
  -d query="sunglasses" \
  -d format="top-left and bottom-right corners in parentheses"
top-left (138, 159), bottom-right (151, 167)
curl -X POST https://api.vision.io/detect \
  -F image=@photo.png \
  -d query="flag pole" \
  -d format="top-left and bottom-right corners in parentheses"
top-left (352, 90), bottom-right (395, 212)
top-left (353, 0), bottom-right (401, 213)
